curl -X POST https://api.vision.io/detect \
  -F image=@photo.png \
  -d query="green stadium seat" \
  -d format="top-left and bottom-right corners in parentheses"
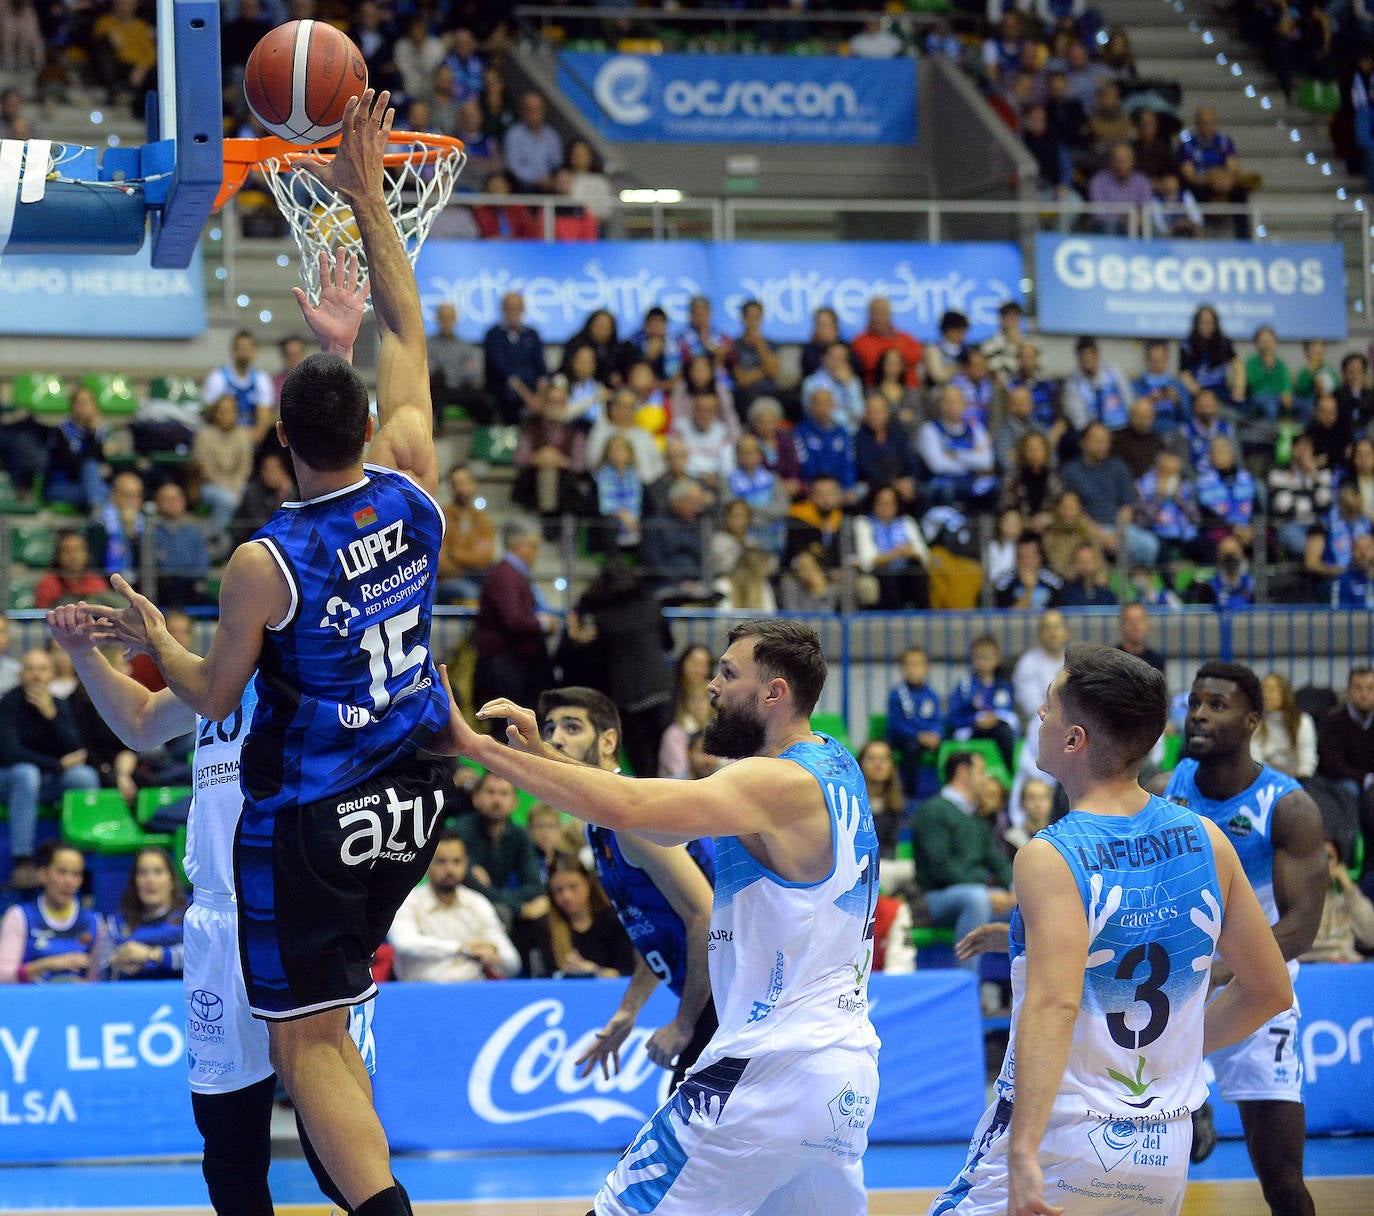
top-left (7, 579), bottom-right (37, 611)
top-left (867, 714), bottom-right (887, 748)
top-left (10, 524), bottom-right (54, 568)
top-left (172, 825), bottom-right (189, 886)
top-left (82, 373), bottom-right (138, 417)
top-left (937, 738), bottom-right (1013, 789)
top-left (135, 785), bottom-right (192, 828)
top-left (147, 374), bottom-right (200, 403)
top-left (811, 712), bottom-right (851, 749)
top-left (470, 425), bottom-right (518, 466)
top-left (12, 373), bottom-right (69, 416)
top-left (61, 789), bottom-right (172, 856)
top-left (1159, 732), bottom-right (1185, 773)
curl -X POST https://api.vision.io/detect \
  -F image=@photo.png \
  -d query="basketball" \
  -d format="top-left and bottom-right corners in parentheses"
top-left (243, 20), bottom-right (368, 145)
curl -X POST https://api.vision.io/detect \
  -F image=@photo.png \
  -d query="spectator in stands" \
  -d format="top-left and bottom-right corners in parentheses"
top-left (565, 139), bottom-right (615, 227)
top-left (983, 10), bottom-right (1028, 82)
top-left (1293, 339), bottom-right (1337, 418)
top-left (66, 645), bottom-right (138, 804)
top-left (793, 388), bottom-right (858, 496)
top-left (801, 341), bottom-right (866, 433)
top-left (1179, 304), bottom-right (1243, 405)
top-left (993, 385), bottom-right (1035, 473)
top-left (858, 739), bottom-right (906, 859)
top-left (911, 749), bottom-right (1016, 975)
top-left (1300, 834), bottom-right (1374, 963)
top-left (1196, 436), bottom-right (1256, 550)
top-left (1087, 142), bottom-right (1153, 233)
top-left (273, 335), bottom-right (307, 406)
top-left (1131, 108), bottom-right (1176, 189)
top-left (1116, 601), bottom-right (1165, 670)
top-left (1110, 396), bottom-right (1166, 480)
top-left (191, 395), bottom-right (253, 544)
top-left (1317, 670), bottom-right (1374, 836)
top-left (564, 310), bottom-right (631, 389)
top-left (853, 297), bottom-right (924, 387)
top-left (445, 27), bottom-right (485, 102)
top-left (1063, 336), bottom-right (1131, 432)
top-left (1020, 102), bottom-right (1078, 226)
top-left (428, 301), bottom-right (493, 426)
top-left (852, 484), bottom-right (930, 610)
top-left (628, 307), bottom-right (682, 389)
top-left (981, 301), bottom-right (1030, 386)
top-left (886, 647), bottom-right (943, 801)
top-left (483, 291), bottom-right (546, 425)
top-left (855, 392), bottom-right (920, 508)
top-left (714, 547), bottom-right (776, 613)
top-left (546, 855), bottom-right (636, 979)
top-left (1040, 490), bottom-right (1101, 579)
top-left (1178, 107), bottom-right (1250, 237)
top-left (93, 469), bottom-right (145, 581)
top-left (0, 6), bottom-right (43, 77)
top-left (393, 15), bottom-right (446, 103)
top-left (646, 479), bottom-right (714, 606)
top-left (1344, 537), bottom-right (1374, 607)
top-left (388, 832), bottom-right (520, 982)
top-left (1182, 387), bottom-right (1236, 472)
top-left (726, 299), bottom-right (783, 412)
top-left (643, 437), bottom-right (695, 520)
top-left (784, 474), bottom-right (845, 572)
top-left (457, 771), bottom-right (550, 974)
top-left (672, 392), bottom-right (734, 491)
top-left (422, 69), bottom-right (462, 138)
top-left (778, 547), bottom-right (839, 613)
top-left (0, 841), bottom-right (102, 977)
top-left (503, 92), bottom-right (562, 194)
top-left (101, 846), bottom-right (185, 981)
top-left (921, 310), bottom-right (972, 388)
top-left (1063, 38), bottom-right (1110, 108)
top-left (1335, 352), bottom-right (1374, 433)
top-left (229, 448), bottom-right (294, 549)
top-left (437, 466), bottom-right (496, 605)
top-left (548, 168), bottom-right (600, 241)
top-left (43, 384), bottom-right (108, 513)
top-left (1088, 85), bottom-right (1135, 158)
top-left (1059, 540), bottom-right (1118, 606)
top-left (724, 436), bottom-right (789, 553)
top-left (454, 98), bottom-right (495, 177)
top-left (201, 329), bottom-right (275, 443)
top-left (747, 397), bottom-right (803, 498)
top-left (1306, 390), bottom-right (1354, 471)
top-left (482, 67), bottom-right (518, 142)
top-left (998, 430), bottom-right (1061, 533)
top-left (946, 635), bottom-right (1019, 770)
top-left (1150, 173), bottom-right (1204, 239)
top-left (1135, 449), bottom-right (1205, 563)
top-left (710, 494), bottom-right (754, 573)
top-left (917, 383), bottom-right (999, 510)
top-left (588, 388), bottom-right (664, 483)
top-left (1270, 433), bottom-right (1334, 556)
top-left (949, 348), bottom-right (999, 430)
top-left (1061, 420), bottom-right (1157, 563)
top-left (562, 347), bottom-right (612, 429)
top-left (1344, 436), bottom-right (1374, 517)
top-left (150, 483), bottom-right (207, 608)
top-left (34, 531), bottom-right (111, 610)
top-left (513, 384), bottom-right (591, 520)
top-left (997, 532), bottom-right (1065, 611)
top-left (594, 435), bottom-right (643, 551)
top-left (799, 307), bottom-right (850, 381)
top-left (677, 295), bottom-right (732, 373)
top-left (671, 354), bottom-right (737, 441)
top-left (1011, 610), bottom-right (1069, 779)
top-left (0, 650), bottom-right (99, 891)
top-left (1251, 672), bottom-right (1318, 779)
top-left (472, 171), bottom-right (539, 240)
top-left (987, 508), bottom-right (1024, 587)
top-left (90, 0), bottom-right (155, 113)
top-left (0, 618), bottom-right (19, 696)
top-left (1133, 338), bottom-right (1191, 431)
top-left (1190, 533), bottom-right (1255, 608)
top-left (1304, 481), bottom-right (1373, 592)
top-left (473, 516), bottom-right (555, 713)
top-left (1242, 325), bottom-right (1293, 425)
top-left (1007, 342), bottom-right (1064, 442)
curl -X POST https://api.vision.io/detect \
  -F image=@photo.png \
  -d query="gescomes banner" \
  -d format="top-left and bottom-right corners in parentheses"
top-left (0, 244), bottom-right (206, 337)
top-left (413, 240), bottom-right (1023, 346)
top-left (556, 52), bottom-right (917, 146)
top-left (1034, 235), bottom-right (1347, 340)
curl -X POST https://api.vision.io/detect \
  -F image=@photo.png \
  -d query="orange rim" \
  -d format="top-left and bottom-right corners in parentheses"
top-left (216, 130), bottom-right (465, 210)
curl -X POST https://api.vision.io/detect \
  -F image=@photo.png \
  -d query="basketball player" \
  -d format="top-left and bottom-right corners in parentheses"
top-left (94, 90), bottom-right (450, 1216)
top-left (49, 251), bottom-right (376, 1215)
top-left (526, 686), bottom-right (716, 1090)
top-left (929, 645), bottom-right (1293, 1216)
top-left (459, 619), bottom-right (880, 1216)
top-left (1153, 662), bottom-right (1326, 1216)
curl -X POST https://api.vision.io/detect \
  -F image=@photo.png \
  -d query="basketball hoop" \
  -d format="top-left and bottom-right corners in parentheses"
top-left (218, 131), bottom-right (466, 308)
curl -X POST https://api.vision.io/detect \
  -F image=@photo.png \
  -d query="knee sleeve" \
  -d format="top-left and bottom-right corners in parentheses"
top-left (192, 1077), bottom-right (275, 1216)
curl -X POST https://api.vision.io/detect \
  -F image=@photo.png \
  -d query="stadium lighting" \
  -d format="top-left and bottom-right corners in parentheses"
top-left (619, 189), bottom-right (684, 204)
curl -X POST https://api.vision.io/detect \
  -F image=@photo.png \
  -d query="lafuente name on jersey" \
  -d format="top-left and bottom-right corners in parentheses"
top-left (1074, 823), bottom-right (1205, 873)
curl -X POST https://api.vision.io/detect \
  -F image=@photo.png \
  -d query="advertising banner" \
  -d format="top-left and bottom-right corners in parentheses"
top-left (0, 244), bottom-right (206, 338)
top-left (373, 972), bottom-right (985, 1152)
top-left (556, 52), bottom-right (916, 145)
top-left (414, 240), bottom-right (1023, 345)
top-left (1034, 235), bottom-right (1347, 340)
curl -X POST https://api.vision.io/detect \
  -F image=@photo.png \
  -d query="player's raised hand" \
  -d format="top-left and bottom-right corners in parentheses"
top-left (311, 88), bottom-right (393, 204)
top-left (47, 602), bottom-right (105, 655)
top-left (90, 574), bottom-right (170, 660)
top-left (295, 247), bottom-right (369, 356)
top-left (475, 697), bottom-right (545, 755)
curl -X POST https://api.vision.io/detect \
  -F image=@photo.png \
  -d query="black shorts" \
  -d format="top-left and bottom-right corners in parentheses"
top-left (235, 753), bottom-right (452, 1020)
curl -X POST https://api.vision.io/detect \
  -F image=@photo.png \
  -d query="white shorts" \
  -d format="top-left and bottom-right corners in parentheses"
top-left (1208, 998), bottom-right (1303, 1104)
top-left (929, 1101), bottom-right (1191, 1216)
top-left (594, 1046), bottom-right (878, 1216)
top-left (183, 895), bottom-right (376, 1096)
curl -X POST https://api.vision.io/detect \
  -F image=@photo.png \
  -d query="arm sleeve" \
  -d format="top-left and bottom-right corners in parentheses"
top-left (0, 906), bottom-right (26, 983)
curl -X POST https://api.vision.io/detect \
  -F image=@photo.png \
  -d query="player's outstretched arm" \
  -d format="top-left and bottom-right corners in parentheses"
top-left (295, 247), bottom-right (369, 361)
top-left (312, 89), bottom-right (436, 491)
top-left (1202, 820), bottom-right (1294, 1055)
top-left (1007, 840), bottom-right (1082, 1216)
top-left (48, 603), bottom-right (193, 749)
top-left (575, 954), bottom-right (660, 1080)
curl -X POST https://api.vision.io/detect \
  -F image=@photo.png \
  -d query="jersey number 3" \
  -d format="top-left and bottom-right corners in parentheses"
top-left (1107, 942), bottom-right (1171, 1051)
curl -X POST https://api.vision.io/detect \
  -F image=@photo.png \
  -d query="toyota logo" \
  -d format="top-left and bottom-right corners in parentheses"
top-left (190, 989), bottom-right (224, 1022)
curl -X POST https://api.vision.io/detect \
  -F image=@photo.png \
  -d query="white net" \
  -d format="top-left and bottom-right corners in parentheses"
top-left (258, 133), bottom-right (465, 308)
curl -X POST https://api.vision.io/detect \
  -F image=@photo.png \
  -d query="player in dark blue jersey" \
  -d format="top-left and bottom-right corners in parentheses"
top-left (523, 686), bottom-right (717, 1091)
top-left (94, 91), bottom-right (450, 1216)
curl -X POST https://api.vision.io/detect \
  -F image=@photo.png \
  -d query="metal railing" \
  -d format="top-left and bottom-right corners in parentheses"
top-left (512, 5), bottom-right (943, 41)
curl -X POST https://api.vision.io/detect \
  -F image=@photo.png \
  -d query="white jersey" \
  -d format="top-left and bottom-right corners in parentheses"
top-left (183, 685), bottom-right (256, 896)
top-left (701, 735), bottom-right (881, 1065)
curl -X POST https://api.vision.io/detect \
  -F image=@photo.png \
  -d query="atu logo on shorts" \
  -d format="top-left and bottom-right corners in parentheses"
top-left (190, 990), bottom-right (224, 1022)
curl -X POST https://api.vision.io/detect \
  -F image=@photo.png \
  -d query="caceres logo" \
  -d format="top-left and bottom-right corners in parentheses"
top-left (189, 990), bottom-right (223, 1022)
top-left (338, 519), bottom-right (408, 580)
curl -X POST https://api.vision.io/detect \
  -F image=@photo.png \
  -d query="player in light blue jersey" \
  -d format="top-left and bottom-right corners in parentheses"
top-left (93, 90), bottom-right (446, 1216)
top-left (932, 644), bottom-right (1292, 1216)
top-left (1152, 661), bottom-right (1326, 1216)
top-left (456, 619), bottom-right (880, 1216)
top-left (530, 686), bottom-right (717, 1092)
